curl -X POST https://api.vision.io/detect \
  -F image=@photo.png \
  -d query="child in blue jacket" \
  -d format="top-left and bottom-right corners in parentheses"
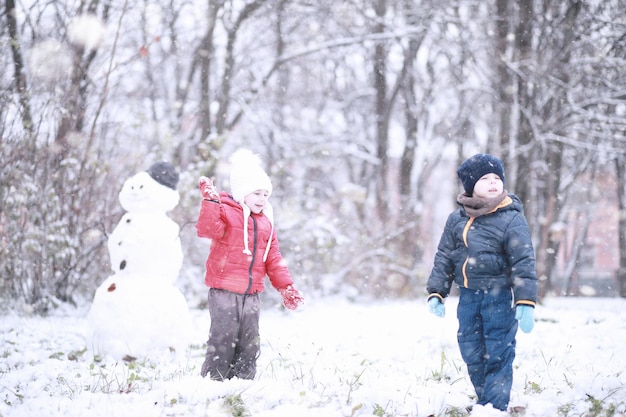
top-left (426, 154), bottom-right (537, 413)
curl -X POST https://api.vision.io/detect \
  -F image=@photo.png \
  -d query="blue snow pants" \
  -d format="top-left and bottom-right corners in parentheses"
top-left (456, 287), bottom-right (518, 411)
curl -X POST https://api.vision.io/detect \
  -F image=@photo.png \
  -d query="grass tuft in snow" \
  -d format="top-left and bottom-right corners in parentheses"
top-left (223, 393), bottom-right (250, 417)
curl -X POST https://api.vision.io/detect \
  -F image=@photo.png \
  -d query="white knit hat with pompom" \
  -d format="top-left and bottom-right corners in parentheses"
top-left (229, 149), bottom-right (273, 203)
top-left (229, 148), bottom-right (274, 261)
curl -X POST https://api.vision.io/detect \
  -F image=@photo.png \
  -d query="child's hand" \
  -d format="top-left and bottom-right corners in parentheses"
top-left (515, 305), bottom-right (535, 333)
top-left (279, 285), bottom-right (304, 310)
top-left (199, 176), bottom-right (220, 202)
top-left (428, 297), bottom-right (445, 317)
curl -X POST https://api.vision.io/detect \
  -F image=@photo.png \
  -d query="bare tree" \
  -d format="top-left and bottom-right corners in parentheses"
top-left (1, 0), bottom-right (126, 311)
top-left (616, 157), bottom-right (626, 297)
top-left (2, 0), bottom-right (624, 311)
top-left (490, 0), bottom-right (626, 299)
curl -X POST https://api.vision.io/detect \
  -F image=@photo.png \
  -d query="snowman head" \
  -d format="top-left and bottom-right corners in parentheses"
top-left (118, 162), bottom-right (180, 213)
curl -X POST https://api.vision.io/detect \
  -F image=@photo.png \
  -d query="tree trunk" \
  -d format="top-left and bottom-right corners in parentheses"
top-left (373, 0), bottom-right (389, 224)
top-left (513, 0), bottom-right (534, 207)
top-left (495, 0), bottom-right (512, 160)
top-left (5, 0), bottom-right (33, 136)
top-left (198, 0), bottom-right (222, 141)
top-left (216, 0), bottom-right (266, 134)
top-left (616, 157), bottom-right (626, 297)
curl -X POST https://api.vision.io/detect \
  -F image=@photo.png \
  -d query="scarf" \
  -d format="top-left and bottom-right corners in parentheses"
top-left (457, 190), bottom-right (508, 218)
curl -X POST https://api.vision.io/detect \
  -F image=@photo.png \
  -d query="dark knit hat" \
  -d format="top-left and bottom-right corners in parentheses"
top-left (456, 154), bottom-right (505, 195)
top-left (146, 161), bottom-right (179, 190)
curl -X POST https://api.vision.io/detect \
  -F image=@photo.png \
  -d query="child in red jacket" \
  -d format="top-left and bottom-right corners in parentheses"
top-left (196, 148), bottom-right (303, 380)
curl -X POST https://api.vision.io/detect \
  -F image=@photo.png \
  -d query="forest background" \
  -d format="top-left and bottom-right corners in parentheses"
top-left (1, 0), bottom-right (625, 314)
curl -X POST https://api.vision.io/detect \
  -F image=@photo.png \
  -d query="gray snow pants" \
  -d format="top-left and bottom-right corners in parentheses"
top-left (201, 288), bottom-right (261, 380)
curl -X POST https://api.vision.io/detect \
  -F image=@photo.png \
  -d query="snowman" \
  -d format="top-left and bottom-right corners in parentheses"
top-left (86, 162), bottom-right (193, 360)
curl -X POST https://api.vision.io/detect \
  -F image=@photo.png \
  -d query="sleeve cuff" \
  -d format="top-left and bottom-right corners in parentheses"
top-left (428, 293), bottom-right (444, 302)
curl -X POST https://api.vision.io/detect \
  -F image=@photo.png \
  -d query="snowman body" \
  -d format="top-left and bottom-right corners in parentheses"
top-left (107, 172), bottom-right (183, 283)
top-left (87, 167), bottom-right (192, 359)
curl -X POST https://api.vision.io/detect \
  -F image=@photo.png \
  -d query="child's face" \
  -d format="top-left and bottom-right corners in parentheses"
top-left (472, 173), bottom-right (504, 198)
top-left (244, 189), bottom-right (270, 214)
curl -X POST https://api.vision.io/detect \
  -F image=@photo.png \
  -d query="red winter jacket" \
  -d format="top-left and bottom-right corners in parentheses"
top-left (195, 192), bottom-right (293, 294)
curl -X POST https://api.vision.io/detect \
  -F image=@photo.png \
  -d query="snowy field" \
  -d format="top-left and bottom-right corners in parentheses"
top-left (1, 296), bottom-right (625, 417)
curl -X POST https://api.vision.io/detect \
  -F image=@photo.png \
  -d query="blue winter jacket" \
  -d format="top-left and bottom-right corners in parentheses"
top-left (427, 194), bottom-right (537, 306)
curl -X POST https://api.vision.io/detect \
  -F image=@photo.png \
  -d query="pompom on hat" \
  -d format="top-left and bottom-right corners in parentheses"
top-left (457, 154), bottom-right (505, 195)
top-left (228, 148), bottom-right (274, 261)
top-left (146, 161), bottom-right (179, 190)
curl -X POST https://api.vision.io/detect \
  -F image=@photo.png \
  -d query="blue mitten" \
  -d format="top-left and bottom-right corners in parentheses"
top-left (515, 305), bottom-right (535, 333)
top-left (428, 297), bottom-right (445, 318)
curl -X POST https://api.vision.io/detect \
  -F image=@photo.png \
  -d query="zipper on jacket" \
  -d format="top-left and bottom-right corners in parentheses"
top-left (461, 217), bottom-right (475, 288)
top-left (460, 198), bottom-right (511, 288)
top-left (244, 215), bottom-right (258, 294)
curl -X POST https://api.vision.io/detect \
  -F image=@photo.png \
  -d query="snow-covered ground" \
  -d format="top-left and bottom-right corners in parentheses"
top-left (1, 296), bottom-right (625, 417)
